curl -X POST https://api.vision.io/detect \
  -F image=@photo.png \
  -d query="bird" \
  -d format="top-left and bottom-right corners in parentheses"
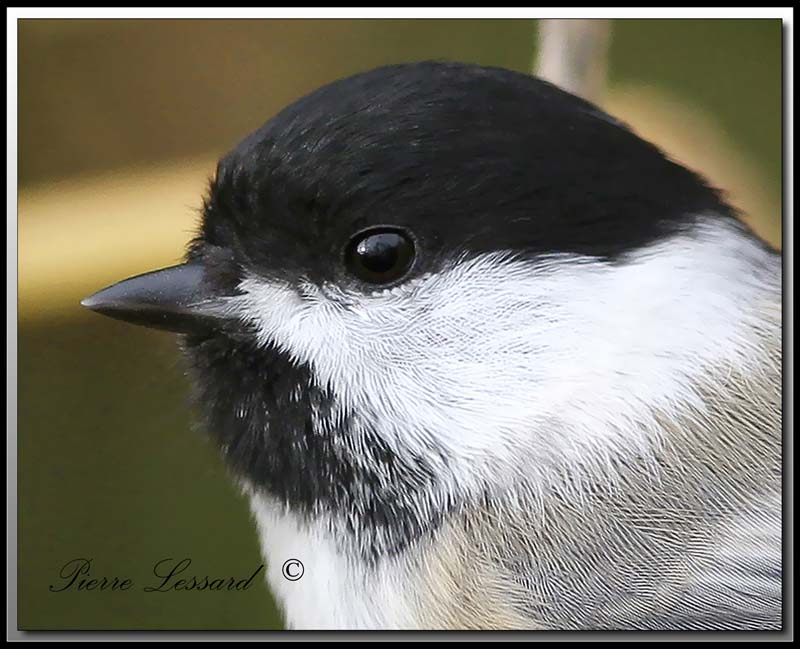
top-left (81, 61), bottom-right (782, 630)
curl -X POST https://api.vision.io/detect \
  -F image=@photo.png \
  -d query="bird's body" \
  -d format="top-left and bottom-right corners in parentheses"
top-left (238, 219), bottom-right (782, 630)
top-left (83, 61), bottom-right (783, 630)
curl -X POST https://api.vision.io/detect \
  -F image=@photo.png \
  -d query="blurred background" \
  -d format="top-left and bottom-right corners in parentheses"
top-left (18, 19), bottom-right (782, 630)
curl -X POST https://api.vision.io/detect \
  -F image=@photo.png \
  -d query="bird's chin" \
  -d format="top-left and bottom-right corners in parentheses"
top-left (178, 328), bottom-right (450, 558)
top-left (177, 328), bottom-right (329, 496)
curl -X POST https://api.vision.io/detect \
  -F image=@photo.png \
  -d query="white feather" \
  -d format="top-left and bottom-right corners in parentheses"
top-left (248, 494), bottom-right (418, 629)
top-left (229, 216), bottom-right (780, 628)
top-left (234, 217), bottom-right (777, 499)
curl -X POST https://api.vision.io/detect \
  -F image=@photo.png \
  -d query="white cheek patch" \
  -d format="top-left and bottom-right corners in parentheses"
top-left (233, 219), bottom-right (779, 498)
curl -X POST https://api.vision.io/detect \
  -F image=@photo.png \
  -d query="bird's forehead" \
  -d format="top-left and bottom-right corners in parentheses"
top-left (198, 61), bottom-right (730, 285)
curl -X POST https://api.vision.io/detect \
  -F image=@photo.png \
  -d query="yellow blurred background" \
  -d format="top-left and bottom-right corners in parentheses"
top-left (17, 19), bottom-right (782, 630)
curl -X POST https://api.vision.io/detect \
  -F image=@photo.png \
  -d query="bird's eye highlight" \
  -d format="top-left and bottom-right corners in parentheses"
top-left (345, 227), bottom-right (416, 285)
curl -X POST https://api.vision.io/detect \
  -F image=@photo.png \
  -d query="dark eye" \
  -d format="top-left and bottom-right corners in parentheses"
top-left (344, 227), bottom-right (416, 285)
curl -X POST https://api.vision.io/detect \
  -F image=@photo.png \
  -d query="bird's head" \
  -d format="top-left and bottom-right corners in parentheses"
top-left (83, 61), bottom-right (766, 557)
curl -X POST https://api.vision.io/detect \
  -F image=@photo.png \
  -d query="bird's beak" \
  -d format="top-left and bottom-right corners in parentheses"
top-left (81, 262), bottom-right (235, 334)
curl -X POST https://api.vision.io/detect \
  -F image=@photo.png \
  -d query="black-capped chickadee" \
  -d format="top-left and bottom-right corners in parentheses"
top-left (82, 62), bottom-right (782, 630)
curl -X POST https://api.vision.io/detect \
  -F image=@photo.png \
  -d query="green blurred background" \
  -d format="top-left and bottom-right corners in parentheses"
top-left (18, 19), bottom-right (782, 630)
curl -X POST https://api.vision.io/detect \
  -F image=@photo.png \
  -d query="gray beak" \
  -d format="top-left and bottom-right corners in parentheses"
top-left (81, 262), bottom-right (235, 334)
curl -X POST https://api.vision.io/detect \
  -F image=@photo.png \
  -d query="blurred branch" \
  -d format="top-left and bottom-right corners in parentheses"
top-left (534, 19), bottom-right (612, 104)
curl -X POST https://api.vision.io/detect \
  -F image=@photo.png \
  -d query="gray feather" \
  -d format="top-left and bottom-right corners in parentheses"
top-left (413, 329), bottom-right (782, 630)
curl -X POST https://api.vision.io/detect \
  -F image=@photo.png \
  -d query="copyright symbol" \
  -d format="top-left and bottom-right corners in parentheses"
top-left (282, 559), bottom-right (304, 581)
